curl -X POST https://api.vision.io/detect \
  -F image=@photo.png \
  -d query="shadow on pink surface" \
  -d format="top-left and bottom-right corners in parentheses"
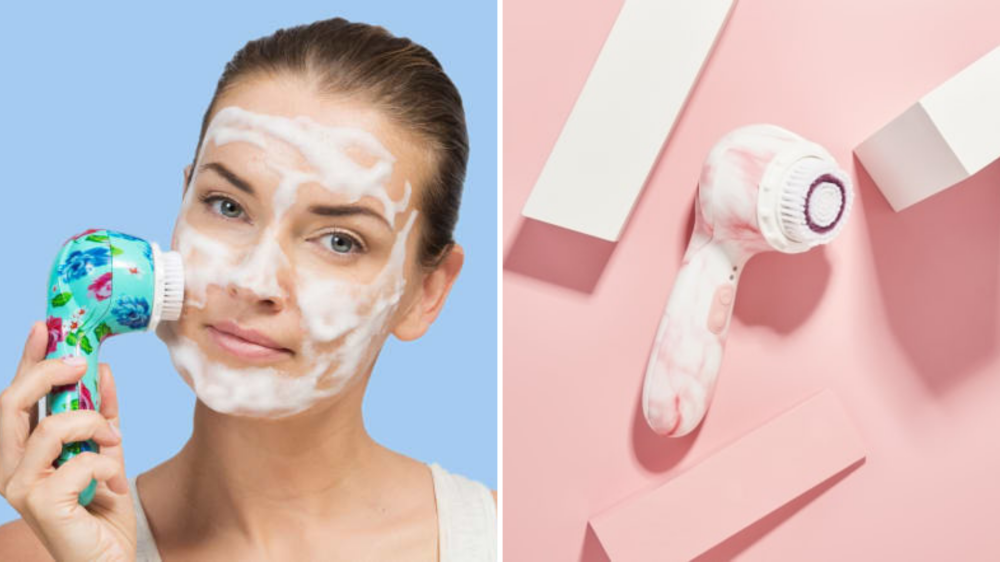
top-left (580, 523), bottom-right (611, 562)
top-left (577, 383), bottom-right (704, 561)
top-left (630, 382), bottom-right (703, 473)
top-left (577, 454), bottom-right (865, 562)
top-left (693, 458), bottom-right (866, 561)
top-left (856, 155), bottom-right (1000, 394)
top-left (504, 218), bottom-right (616, 294)
top-left (675, 192), bottom-right (833, 335)
top-left (504, 159), bottom-right (681, 294)
top-left (734, 248), bottom-right (832, 333)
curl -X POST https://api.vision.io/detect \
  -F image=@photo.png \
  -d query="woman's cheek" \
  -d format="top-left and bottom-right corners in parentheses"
top-left (174, 218), bottom-right (257, 309)
top-left (155, 321), bottom-right (196, 388)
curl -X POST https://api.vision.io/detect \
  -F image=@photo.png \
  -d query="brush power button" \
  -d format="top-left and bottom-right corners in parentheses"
top-left (718, 286), bottom-right (734, 306)
top-left (707, 284), bottom-right (735, 334)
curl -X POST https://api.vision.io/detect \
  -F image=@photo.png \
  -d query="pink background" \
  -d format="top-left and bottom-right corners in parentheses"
top-left (503, 0), bottom-right (1000, 560)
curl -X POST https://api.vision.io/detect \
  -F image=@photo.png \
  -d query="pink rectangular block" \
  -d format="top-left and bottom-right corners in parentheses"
top-left (589, 391), bottom-right (865, 561)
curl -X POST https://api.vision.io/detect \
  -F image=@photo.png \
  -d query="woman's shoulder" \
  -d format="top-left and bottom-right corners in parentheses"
top-left (0, 518), bottom-right (53, 561)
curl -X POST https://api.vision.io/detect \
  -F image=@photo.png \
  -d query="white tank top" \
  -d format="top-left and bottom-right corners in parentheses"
top-left (128, 463), bottom-right (496, 561)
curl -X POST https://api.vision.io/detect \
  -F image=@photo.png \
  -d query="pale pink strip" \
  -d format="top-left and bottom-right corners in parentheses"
top-left (590, 391), bottom-right (865, 561)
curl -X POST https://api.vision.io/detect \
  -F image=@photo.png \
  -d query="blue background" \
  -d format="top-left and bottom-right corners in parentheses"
top-left (0, 1), bottom-right (496, 524)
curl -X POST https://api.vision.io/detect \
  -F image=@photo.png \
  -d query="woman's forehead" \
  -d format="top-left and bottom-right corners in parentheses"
top-left (198, 109), bottom-right (415, 219)
top-left (216, 76), bottom-right (387, 133)
top-left (206, 77), bottom-right (432, 192)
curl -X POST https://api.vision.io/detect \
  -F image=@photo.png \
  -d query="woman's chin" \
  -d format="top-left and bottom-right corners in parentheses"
top-left (197, 398), bottom-right (310, 420)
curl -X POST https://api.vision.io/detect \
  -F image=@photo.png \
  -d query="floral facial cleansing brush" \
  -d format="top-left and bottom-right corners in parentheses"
top-left (643, 124), bottom-right (853, 437)
top-left (44, 229), bottom-right (184, 505)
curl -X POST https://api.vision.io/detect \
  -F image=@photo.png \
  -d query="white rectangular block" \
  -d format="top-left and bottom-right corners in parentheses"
top-left (521, 0), bottom-right (736, 241)
top-left (855, 45), bottom-right (1000, 211)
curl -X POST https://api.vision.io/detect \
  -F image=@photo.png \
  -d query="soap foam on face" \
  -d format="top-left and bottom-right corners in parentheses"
top-left (162, 106), bottom-right (418, 418)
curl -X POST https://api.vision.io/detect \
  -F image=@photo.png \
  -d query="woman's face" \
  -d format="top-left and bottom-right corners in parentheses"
top-left (156, 75), bottom-right (433, 419)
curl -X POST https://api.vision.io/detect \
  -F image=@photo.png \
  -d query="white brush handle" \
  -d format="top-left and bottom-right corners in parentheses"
top-left (642, 239), bottom-right (743, 436)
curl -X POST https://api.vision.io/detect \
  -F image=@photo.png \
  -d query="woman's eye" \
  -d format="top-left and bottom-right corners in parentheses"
top-left (204, 196), bottom-right (245, 220)
top-left (320, 232), bottom-right (364, 255)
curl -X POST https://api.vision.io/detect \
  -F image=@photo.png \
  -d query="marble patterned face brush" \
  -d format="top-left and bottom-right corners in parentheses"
top-left (642, 124), bottom-right (853, 437)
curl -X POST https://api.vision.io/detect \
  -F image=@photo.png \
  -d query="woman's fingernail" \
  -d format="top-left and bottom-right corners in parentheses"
top-left (62, 356), bottom-right (87, 366)
top-left (27, 323), bottom-right (37, 342)
top-left (109, 423), bottom-right (121, 439)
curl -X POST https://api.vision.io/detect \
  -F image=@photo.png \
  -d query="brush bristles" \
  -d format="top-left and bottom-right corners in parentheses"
top-left (778, 158), bottom-right (851, 244)
top-left (159, 251), bottom-right (185, 322)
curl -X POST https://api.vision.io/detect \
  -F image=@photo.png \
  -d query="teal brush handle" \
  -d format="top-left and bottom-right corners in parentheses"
top-left (44, 228), bottom-right (183, 505)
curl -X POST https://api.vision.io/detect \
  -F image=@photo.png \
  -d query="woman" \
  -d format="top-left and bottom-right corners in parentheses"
top-left (0, 17), bottom-right (495, 561)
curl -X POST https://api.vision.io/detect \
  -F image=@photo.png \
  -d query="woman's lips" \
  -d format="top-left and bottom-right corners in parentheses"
top-left (206, 325), bottom-right (292, 362)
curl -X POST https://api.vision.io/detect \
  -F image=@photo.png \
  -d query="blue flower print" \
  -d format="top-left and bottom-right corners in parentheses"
top-left (111, 231), bottom-right (153, 263)
top-left (59, 248), bottom-right (111, 282)
top-left (112, 295), bottom-right (150, 329)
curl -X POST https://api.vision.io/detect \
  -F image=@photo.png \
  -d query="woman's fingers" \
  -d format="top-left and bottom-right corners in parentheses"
top-left (23, 452), bottom-right (127, 520)
top-left (14, 410), bottom-right (120, 484)
top-left (95, 363), bottom-right (125, 469)
top-left (9, 322), bottom-right (47, 442)
top-left (58, 452), bottom-right (127, 498)
top-left (0, 358), bottom-right (88, 482)
top-left (3, 358), bottom-right (88, 415)
top-left (14, 322), bottom-right (49, 382)
top-left (0, 323), bottom-right (132, 560)
top-left (28, 399), bottom-right (39, 434)
top-left (97, 363), bottom-right (119, 427)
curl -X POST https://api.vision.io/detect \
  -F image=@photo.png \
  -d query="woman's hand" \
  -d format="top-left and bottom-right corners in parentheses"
top-left (0, 321), bottom-right (136, 562)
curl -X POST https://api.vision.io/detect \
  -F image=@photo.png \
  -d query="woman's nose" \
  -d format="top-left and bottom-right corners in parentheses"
top-left (226, 236), bottom-right (295, 312)
top-left (227, 282), bottom-right (287, 312)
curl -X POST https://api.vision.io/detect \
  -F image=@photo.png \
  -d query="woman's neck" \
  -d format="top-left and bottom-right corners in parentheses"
top-left (158, 376), bottom-right (393, 547)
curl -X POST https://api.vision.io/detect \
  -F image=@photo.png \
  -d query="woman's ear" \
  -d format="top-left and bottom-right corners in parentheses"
top-left (183, 164), bottom-right (193, 198)
top-left (393, 244), bottom-right (465, 341)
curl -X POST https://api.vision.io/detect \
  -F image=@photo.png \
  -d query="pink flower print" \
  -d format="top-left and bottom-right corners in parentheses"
top-left (87, 272), bottom-right (112, 301)
top-left (63, 228), bottom-right (102, 245)
top-left (52, 383), bottom-right (76, 394)
top-left (46, 317), bottom-right (63, 354)
top-left (79, 381), bottom-right (95, 411)
top-left (51, 382), bottom-right (94, 411)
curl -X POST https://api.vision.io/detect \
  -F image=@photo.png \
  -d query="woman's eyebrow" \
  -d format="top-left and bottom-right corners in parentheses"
top-left (308, 204), bottom-right (393, 230)
top-left (199, 162), bottom-right (255, 196)
top-left (200, 160), bottom-right (394, 229)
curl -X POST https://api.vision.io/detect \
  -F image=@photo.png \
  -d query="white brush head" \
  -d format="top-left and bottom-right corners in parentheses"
top-left (778, 157), bottom-right (852, 245)
top-left (757, 145), bottom-right (853, 254)
top-left (149, 243), bottom-right (185, 331)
